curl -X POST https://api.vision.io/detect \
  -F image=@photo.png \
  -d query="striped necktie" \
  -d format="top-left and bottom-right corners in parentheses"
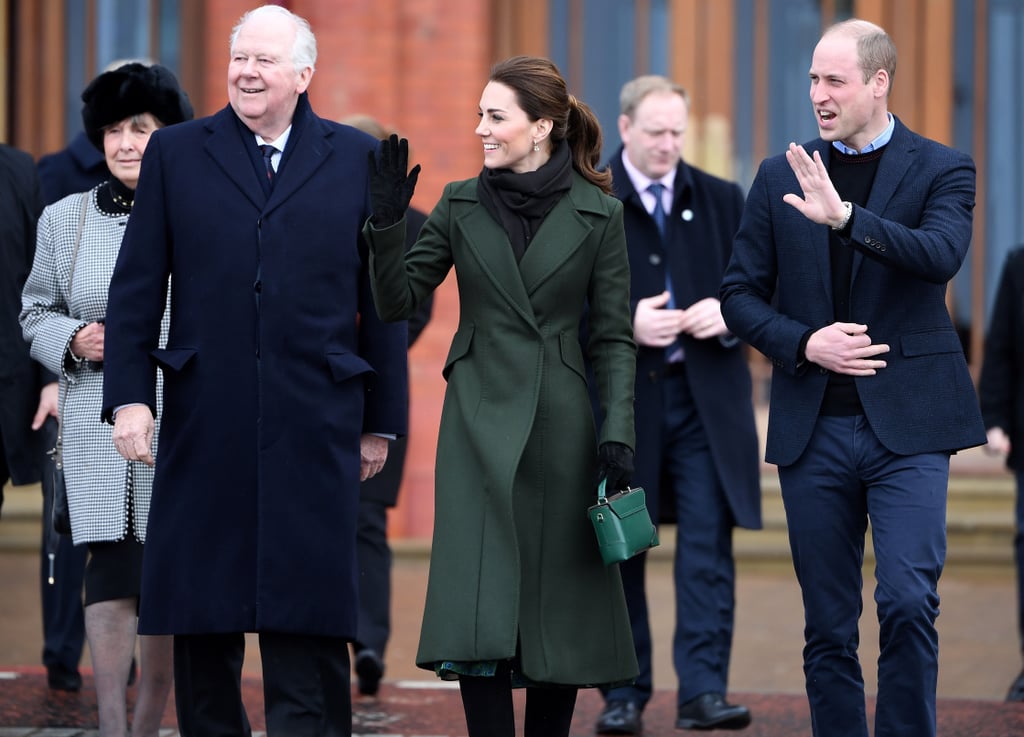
top-left (260, 144), bottom-right (276, 183)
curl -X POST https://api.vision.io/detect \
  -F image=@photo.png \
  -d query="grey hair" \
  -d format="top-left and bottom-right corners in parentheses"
top-left (230, 4), bottom-right (317, 74)
top-left (619, 75), bottom-right (689, 119)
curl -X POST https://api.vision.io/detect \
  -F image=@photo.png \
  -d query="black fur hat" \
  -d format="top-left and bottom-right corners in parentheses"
top-left (81, 63), bottom-right (194, 150)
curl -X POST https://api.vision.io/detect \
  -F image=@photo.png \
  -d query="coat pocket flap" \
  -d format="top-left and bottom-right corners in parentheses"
top-left (559, 330), bottom-right (586, 380)
top-left (900, 330), bottom-right (963, 357)
top-left (442, 325), bottom-right (474, 381)
top-left (150, 347), bottom-right (197, 372)
top-left (326, 350), bottom-right (375, 382)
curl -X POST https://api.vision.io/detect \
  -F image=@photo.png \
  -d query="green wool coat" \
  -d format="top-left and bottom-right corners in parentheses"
top-left (365, 172), bottom-right (639, 686)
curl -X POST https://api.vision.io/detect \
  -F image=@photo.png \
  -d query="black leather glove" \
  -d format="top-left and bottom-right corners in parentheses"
top-left (367, 134), bottom-right (421, 228)
top-left (598, 441), bottom-right (634, 492)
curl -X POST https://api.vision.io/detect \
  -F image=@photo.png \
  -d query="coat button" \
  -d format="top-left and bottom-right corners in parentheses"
top-left (254, 280), bottom-right (262, 292)
top-left (649, 253), bottom-right (662, 266)
top-left (681, 209), bottom-right (694, 221)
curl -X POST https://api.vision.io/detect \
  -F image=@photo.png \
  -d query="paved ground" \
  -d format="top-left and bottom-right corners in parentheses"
top-left (3, 452), bottom-right (1024, 736)
top-left (2, 546), bottom-right (1023, 735)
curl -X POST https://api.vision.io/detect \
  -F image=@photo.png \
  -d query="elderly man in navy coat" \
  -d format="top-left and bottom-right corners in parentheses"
top-left (595, 75), bottom-right (761, 735)
top-left (102, 5), bottom-right (407, 736)
top-left (721, 19), bottom-right (984, 737)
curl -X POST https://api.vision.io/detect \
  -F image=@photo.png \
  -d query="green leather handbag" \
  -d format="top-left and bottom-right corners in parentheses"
top-left (587, 479), bottom-right (659, 566)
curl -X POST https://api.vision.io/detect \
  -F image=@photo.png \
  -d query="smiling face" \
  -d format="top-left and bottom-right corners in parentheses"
top-left (103, 113), bottom-right (160, 189)
top-left (808, 30), bottom-right (889, 152)
top-left (228, 12), bottom-right (313, 140)
top-left (475, 81), bottom-right (552, 173)
top-left (618, 90), bottom-right (687, 180)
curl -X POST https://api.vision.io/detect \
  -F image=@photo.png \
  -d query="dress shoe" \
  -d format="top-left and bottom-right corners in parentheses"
top-left (1007, 668), bottom-right (1024, 702)
top-left (46, 663), bottom-right (82, 692)
top-left (595, 699), bottom-right (643, 735)
top-left (676, 693), bottom-right (751, 730)
top-left (354, 649), bottom-right (384, 696)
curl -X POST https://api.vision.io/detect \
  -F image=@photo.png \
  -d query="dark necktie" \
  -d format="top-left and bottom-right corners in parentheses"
top-left (649, 183), bottom-right (684, 362)
top-left (260, 144), bottom-right (276, 183)
top-left (648, 182), bottom-right (667, 237)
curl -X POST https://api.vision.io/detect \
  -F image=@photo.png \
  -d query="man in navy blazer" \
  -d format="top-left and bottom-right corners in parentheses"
top-left (102, 6), bottom-right (407, 736)
top-left (595, 75), bottom-right (761, 735)
top-left (721, 19), bottom-right (984, 737)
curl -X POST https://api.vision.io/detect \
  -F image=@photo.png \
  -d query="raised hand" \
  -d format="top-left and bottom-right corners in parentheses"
top-left (367, 134), bottom-right (421, 228)
top-left (781, 142), bottom-right (848, 228)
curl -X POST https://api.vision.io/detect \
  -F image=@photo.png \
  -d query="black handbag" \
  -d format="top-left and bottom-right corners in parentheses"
top-left (47, 432), bottom-right (72, 536)
top-left (587, 478), bottom-right (659, 566)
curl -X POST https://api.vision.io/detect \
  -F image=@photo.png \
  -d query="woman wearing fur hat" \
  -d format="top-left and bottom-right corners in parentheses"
top-left (20, 62), bottom-right (192, 737)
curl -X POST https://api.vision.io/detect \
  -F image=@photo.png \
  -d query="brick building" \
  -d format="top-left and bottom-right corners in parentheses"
top-left (3, 0), bottom-right (1021, 539)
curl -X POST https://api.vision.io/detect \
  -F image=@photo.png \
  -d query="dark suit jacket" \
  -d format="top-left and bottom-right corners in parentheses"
top-left (36, 131), bottom-right (109, 205)
top-left (979, 245), bottom-right (1024, 472)
top-left (102, 95), bottom-right (408, 638)
top-left (608, 149), bottom-right (761, 530)
top-left (721, 117), bottom-right (985, 466)
top-left (0, 145), bottom-right (44, 488)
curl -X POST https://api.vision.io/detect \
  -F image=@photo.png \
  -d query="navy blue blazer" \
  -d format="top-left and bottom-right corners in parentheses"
top-left (721, 118), bottom-right (985, 466)
top-left (102, 95), bottom-right (408, 638)
top-left (609, 149), bottom-right (761, 530)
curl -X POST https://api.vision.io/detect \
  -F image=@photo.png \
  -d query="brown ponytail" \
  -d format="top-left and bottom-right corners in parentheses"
top-left (489, 56), bottom-right (612, 194)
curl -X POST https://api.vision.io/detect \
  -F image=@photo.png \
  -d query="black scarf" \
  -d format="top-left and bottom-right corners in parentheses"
top-left (476, 140), bottom-right (573, 262)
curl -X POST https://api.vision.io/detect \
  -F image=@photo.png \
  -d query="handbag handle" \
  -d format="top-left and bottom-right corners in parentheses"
top-left (596, 478), bottom-right (608, 503)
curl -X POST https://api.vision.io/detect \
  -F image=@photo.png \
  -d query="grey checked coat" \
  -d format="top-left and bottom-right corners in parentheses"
top-left (20, 186), bottom-right (168, 545)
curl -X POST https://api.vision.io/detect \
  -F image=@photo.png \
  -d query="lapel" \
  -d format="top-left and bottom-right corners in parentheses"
top-left (850, 118), bottom-right (915, 283)
top-left (202, 95), bottom-right (332, 214)
top-left (204, 106), bottom-right (265, 210)
top-left (518, 175), bottom-right (595, 295)
top-left (264, 95), bottom-right (332, 216)
top-left (454, 173), bottom-right (597, 331)
top-left (803, 138), bottom-right (836, 305)
top-left (455, 190), bottom-right (538, 329)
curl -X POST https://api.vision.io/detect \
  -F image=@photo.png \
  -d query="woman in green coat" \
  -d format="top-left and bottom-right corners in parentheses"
top-left (365, 55), bottom-right (638, 737)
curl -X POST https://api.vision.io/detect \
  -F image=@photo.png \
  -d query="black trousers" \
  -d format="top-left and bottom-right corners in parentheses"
top-left (39, 417), bottom-right (86, 673)
top-left (174, 631), bottom-right (351, 737)
top-left (459, 660), bottom-right (578, 737)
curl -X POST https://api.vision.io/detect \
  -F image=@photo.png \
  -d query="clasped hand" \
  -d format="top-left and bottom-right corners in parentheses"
top-left (633, 293), bottom-right (727, 346)
top-left (368, 134), bottom-right (421, 228)
top-left (805, 322), bottom-right (889, 376)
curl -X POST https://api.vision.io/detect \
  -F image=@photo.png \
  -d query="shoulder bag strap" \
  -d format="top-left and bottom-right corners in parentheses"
top-left (66, 190), bottom-right (89, 296)
top-left (58, 190), bottom-right (90, 455)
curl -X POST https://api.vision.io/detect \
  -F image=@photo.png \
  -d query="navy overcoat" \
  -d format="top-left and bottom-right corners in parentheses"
top-left (102, 95), bottom-right (408, 638)
top-left (608, 149), bottom-right (762, 530)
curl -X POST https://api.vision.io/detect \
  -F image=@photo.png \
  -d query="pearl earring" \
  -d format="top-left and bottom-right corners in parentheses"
top-left (533, 141), bottom-right (540, 152)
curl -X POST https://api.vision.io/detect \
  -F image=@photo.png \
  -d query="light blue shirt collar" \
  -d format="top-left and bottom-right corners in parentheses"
top-left (832, 113), bottom-right (894, 155)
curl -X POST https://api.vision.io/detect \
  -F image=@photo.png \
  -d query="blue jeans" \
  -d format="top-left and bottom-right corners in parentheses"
top-left (778, 415), bottom-right (949, 737)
